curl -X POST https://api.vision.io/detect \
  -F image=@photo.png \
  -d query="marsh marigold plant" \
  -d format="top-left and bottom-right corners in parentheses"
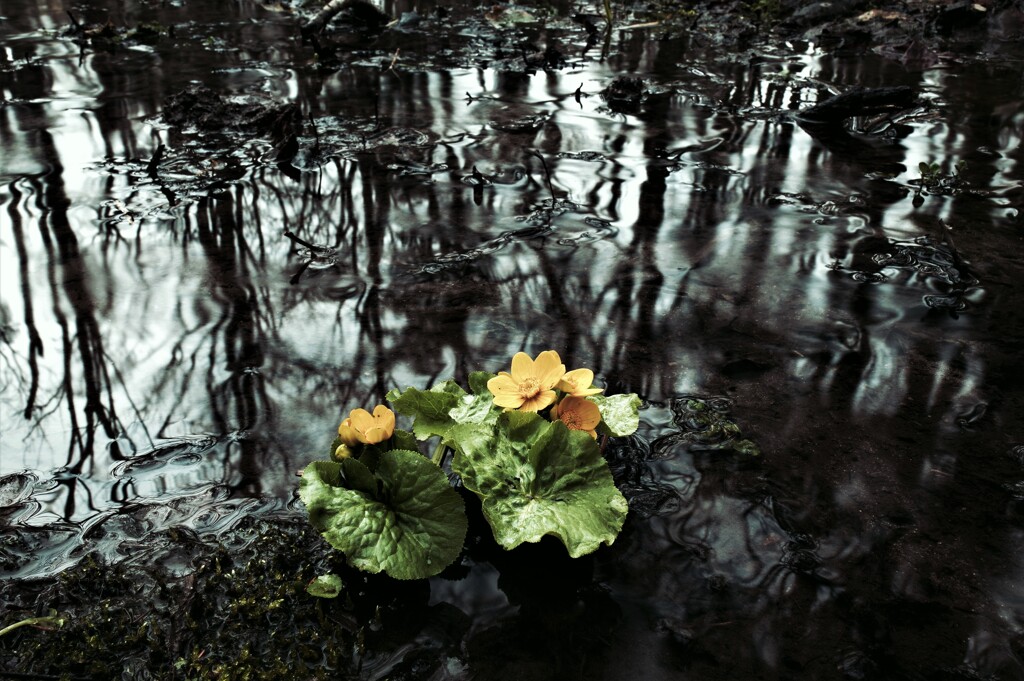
top-left (301, 349), bottom-right (642, 582)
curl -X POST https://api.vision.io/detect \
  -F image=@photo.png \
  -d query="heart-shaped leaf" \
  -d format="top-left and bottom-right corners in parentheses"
top-left (300, 451), bottom-right (467, 579)
top-left (446, 412), bottom-right (628, 558)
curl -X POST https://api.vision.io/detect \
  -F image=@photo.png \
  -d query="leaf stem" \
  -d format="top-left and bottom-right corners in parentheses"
top-left (431, 441), bottom-right (447, 466)
top-left (0, 614), bottom-right (66, 637)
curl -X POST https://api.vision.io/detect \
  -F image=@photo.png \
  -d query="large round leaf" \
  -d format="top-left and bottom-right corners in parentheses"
top-left (446, 412), bottom-right (628, 558)
top-left (300, 451), bottom-right (467, 580)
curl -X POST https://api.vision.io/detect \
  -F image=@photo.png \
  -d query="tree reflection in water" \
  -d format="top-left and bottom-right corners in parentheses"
top-left (0, 0), bottom-right (1022, 677)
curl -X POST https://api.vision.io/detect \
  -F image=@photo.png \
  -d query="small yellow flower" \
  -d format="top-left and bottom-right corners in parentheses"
top-left (338, 405), bottom-right (395, 445)
top-left (487, 350), bottom-right (566, 412)
top-left (551, 396), bottom-right (601, 439)
top-left (337, 418), bottom-right (361, 447)
top-left (333, 443), bottom-right (354, 461)
top-left (557, 368), bottom-right (604, 397)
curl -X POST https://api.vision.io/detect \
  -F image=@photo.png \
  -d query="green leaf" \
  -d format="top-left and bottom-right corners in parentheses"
top-left (591, 393), bottom-right (642, 436)
top-left (391, 428), bottom-right (420, 453)
top-left (356, 429), bottom-right (419, 469)
top-left (448, 372), bottom-right (500, 428)
top-left (449, 392), bottom-right (500, 427)
top-left (340, 457), bottom-right (376, 495)
top-left (446, 413), bottom-right (628, 558)
top-left (300, 452), bottom-right (467, 580)
top-left (431, 379), bottom-right (467, 397)
top-left (357, 448), bottom-right (380, 472)
top-left (306, 574), bottom-right (344, 598)
top-left (329, 434), bottom-right (345, 460)
top-left (468, 371), bottom-right (496, 395)
top-left (387, 385), bottom-right (463, 440)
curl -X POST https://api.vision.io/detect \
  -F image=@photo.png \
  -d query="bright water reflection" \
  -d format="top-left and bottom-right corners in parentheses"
top-left (1, 0), bottom-right (1022, 678)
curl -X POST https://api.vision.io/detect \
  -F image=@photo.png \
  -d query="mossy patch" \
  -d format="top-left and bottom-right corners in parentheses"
top-left (0, 517), bottom-right (367, 679)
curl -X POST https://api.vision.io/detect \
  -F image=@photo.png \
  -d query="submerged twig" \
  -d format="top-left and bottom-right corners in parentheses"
top-left (618, 21), bottom-right (661, 31)
top-left (289, 260), bottom-right (313, 285)
top-left (283, 230), bottom-right (318, 251)
top-left (470, 165), bottom-right (488, 184)
top-left (145, 143), bottom-right (164, 180)
top-left (528, 150), bottom-right (557, 204)
top-left (385, 48), bottom-right (400, 74)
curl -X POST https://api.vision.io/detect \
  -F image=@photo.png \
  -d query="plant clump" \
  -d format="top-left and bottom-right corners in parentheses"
top-left (300, 350), bottom-right (643, 582)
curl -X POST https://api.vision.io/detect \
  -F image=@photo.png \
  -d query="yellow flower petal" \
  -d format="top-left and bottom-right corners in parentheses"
top-left (488, 374), bottom-right (520, 395)
top-left (342, 404), bottom-right (395, 444)
top-left (487, 375), bottom-right (525, 408)
top-left (533, 350), bottom-right (566, 388)
top-left (557, 368), bottom-right (603, 396)
top-left (348, 408), bottom-right (374, 434)
top-left (362, 427), bottom-right (388, 444)
top-left (509, 352), bottom-right (534, 382)
top-left (338, 418), bottom-right (361, 447)
top-left (372, 405), bottom-right (396, 436)
top-left (519, 389), bottom-right (557, 412)
top-left (493, 394), bottom-right (525, 409)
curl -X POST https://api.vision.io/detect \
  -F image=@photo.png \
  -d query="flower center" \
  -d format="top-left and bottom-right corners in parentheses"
top-left (517, 377), bottom-right (541, 398)
top-left (560, 411), bottom-right (582, 430)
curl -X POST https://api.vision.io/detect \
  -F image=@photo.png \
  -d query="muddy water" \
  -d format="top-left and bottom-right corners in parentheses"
top-left (1, 0), bottom-right (1023, 678)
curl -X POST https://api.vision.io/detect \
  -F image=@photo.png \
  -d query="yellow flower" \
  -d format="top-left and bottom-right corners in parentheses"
top-left (551, 396), bottom-right (601, 439)
top-left (487, 350), bottom-right (566, 412)
top-left (338, 404), bottom-right (395, 445)
top-left (557, 368), bottom-right (604, 397)
top-left (337, 418), bottom-right (361, 447)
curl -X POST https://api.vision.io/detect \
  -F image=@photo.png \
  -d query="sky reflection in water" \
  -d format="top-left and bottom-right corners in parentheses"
top-left (1, 1), bottom-right (1022, 678)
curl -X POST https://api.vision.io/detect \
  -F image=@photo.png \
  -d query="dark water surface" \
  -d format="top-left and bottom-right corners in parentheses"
top-left (1, 0), bottom-right (1023, 678)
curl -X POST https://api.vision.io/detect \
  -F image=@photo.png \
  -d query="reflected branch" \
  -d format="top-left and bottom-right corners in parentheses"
top-left (6, 181), bottom-right (45, 419)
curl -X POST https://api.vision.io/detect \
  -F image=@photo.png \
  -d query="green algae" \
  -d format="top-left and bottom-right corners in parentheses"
top-left (670, 396), bottom-right (761, 457)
